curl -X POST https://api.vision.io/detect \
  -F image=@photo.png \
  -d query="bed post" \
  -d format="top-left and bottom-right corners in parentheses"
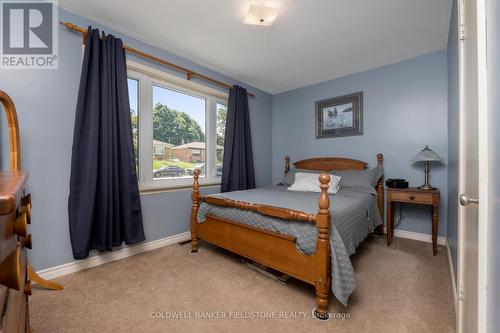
top-left (314, 174), bottom-right (331, 320)
top-left (284, 156), bottom-right (290, 174)
top-left (190, 169), bottom-right (200, 253)
top-left (375, 153), bottom-right (385, 235)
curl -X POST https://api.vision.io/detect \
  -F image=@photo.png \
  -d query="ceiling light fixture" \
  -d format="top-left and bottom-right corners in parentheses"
top-left (243, 4), bottom-right (280, 26)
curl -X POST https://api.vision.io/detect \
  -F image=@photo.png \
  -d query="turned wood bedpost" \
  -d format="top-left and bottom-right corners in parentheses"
top-left (375, 153), bottom-right (385, 235)
top-left (190, 169), bottom-right (201, 253)
top-left (314, 174), bottom-right (331, 319)
top-left (284, 156), bottom-right (290, 174)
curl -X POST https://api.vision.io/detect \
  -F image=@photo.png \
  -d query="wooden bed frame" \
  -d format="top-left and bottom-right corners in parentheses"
top-left (190, 154), bottom-right (384, 318)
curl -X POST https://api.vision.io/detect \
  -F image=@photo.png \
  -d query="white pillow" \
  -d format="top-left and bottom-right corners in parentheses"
top-left (287, 172), bottom-right (341, 194)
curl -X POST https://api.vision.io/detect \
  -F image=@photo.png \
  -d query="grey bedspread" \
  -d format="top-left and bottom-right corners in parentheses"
top-left (196, 185), bottom-right (382, 307)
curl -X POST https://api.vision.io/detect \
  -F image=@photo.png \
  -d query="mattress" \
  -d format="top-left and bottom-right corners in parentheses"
top-left (196, 185), bottom-right (382, 307)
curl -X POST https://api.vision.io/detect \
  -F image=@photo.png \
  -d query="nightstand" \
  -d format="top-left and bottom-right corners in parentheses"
top-left (386, 187), bottom-right (440, 255)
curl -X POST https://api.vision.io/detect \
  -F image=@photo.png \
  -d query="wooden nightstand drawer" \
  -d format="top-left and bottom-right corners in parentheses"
top-left (389, 191), bottom-right (434, 204)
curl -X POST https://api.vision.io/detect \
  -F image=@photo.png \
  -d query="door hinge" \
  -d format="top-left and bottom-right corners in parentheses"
top-left (458, 284), bottom-right (466, 301)
top-left (459, 23), bottom-right (467, 41)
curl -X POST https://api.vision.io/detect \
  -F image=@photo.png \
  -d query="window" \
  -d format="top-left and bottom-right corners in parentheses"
top-left (216, 103), bottom-right (227, 178)
top-left (128, 62), bottom-right (228, 189)
top-left (153, 146), bottom-right (165, 155)
top-left (128, 78), bottom-right (139, 172)
top-left (153, 84), bottom-right (206, 178)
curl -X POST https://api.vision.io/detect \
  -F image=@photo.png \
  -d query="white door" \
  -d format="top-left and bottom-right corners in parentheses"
top-left (457, 0), bottom-right (487, 332)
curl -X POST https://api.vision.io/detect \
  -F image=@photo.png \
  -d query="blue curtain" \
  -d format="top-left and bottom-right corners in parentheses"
top-left (68, 28), bottom-right (145, 259)
top-left (221, 85), bottom-right (255, 192)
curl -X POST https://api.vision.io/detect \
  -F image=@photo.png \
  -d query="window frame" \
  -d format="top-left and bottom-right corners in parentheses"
top-left (127, 61), bottom-right (228, 191)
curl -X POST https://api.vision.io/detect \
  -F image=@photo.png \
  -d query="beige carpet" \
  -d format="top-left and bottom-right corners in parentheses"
top-left (30, 236), bottom-right (454, 333)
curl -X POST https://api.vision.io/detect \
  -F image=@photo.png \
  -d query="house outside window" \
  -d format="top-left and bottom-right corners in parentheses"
top-left (152, 140), bottom-right (172, 161)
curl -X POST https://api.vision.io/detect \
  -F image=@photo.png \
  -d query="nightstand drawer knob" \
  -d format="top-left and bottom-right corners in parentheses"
top-left (409, 195), bottom-right (415, 200)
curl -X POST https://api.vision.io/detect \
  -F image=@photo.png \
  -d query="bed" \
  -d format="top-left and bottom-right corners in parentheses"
top-left (189, 154), bottom-right (384, 319)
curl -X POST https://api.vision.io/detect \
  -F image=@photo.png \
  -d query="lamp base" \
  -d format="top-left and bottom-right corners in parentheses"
top-left (417, 184), bottom-right (436, 190)
top-left (419, 161), bottom-right (436, 190)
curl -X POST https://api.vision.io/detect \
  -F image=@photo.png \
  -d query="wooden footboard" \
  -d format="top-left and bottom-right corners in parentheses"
top-left (190, 169), bottom-right (331, 317)
top-left (189, 153), bottom-right (383, 317)
top-left (197, 215), bottom-right (317, 283)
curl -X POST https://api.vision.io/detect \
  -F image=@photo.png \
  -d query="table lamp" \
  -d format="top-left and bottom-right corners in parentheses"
top-left (411, 145), bottom-right (444, 190)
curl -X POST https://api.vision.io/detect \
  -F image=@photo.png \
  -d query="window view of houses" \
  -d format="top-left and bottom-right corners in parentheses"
top-left (151, 140), bottom-right (224, 178)
top-left (128, 78), bottom-right (226, 180)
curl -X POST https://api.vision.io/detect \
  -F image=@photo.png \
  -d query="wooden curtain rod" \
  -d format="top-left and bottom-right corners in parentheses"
top-left (60, 21), bottom-right (255, 97)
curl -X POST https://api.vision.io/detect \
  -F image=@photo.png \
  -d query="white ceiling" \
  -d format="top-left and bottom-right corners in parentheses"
top-left (59, 0), bottom-right (452, 94)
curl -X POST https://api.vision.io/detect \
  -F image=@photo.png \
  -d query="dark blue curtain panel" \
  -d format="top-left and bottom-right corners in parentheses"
top-left (221, 85), bottom-right (256, 192)
top-left (68, 28), bottom-right (145, 259)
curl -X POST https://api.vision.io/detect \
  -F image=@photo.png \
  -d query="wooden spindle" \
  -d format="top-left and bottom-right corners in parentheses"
top-left (314, 174), bottom-right (331, 319)
top-left (190, 169), bottom-right (201, 253)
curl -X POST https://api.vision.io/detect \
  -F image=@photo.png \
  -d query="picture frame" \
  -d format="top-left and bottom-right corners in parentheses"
top-left (315, 91), bottom-right (363, 139)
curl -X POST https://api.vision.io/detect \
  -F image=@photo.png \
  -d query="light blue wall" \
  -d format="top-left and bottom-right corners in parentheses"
top-left (272, 51), bottom-right (448, 237)
top-left (447, 0), bottom-right (459, 280)
top-left (0, 8), bottom-right (272, 270)
top-left (486, 0), bottom-right (500, 331)
top-left (1, 7), bottom-right (453, 271)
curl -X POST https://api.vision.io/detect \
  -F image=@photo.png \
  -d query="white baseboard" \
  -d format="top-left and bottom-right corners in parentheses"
top-left (384, 227), bottom-right (447, 245)
top-left (446, 240), bottom-right (459, 320)
top-left (393, 229), bottom-right (447, 245)
top-left (36, 231), bottom-right (191, 280)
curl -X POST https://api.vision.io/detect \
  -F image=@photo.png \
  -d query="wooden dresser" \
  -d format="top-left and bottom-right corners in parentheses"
top-left (0, 90), bottom-right (64, 332)
top-left (0, 91), bottom-right (32, 332)
top-left (0, 172), bottom-right (31, 332)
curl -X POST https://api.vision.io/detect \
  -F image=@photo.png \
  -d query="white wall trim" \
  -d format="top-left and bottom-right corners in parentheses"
top-left (36, 232), bottom-right (191, 281)
top-left (384, 227), bottom-right (447, 245)
top-left (446, 240), bottom-right (459, 322)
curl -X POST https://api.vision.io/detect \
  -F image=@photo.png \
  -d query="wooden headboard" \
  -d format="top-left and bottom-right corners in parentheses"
top-left (284, 154), bottom-right (385, 234)
top-left (284, 154), bottom-right (383, 173)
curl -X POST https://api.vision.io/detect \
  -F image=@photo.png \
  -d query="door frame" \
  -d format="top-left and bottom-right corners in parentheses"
top-left (475, 1), bottom-right (488, 332)
top-left (457, 0), bottom-right (488, 332)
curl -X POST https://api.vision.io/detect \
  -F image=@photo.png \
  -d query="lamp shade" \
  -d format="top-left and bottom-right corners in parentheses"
top-left (411, 145), bottom-right (444, 162)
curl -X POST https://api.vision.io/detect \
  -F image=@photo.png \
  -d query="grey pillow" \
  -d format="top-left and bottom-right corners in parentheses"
top-left (333, 167), bottom-right (383, 190)
top-left (280, 167), bottom-right (333, 186)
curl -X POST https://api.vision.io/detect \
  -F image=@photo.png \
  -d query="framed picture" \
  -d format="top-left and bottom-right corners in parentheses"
top-left (315, 92), bottom-right (363, 139)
